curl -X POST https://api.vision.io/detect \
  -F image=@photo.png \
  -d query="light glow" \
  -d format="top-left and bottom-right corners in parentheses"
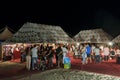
top-left (108, 42), bottom-right (113, 46)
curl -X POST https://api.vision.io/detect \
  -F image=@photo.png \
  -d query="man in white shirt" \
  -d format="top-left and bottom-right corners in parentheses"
top-left (31, 45), bottom-right (38, 70)
top-left (93, 45), bottom-right (100, 63)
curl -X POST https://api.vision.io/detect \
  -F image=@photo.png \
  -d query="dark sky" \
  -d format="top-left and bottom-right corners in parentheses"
top-left (0, 1), bottom-right (120, 38)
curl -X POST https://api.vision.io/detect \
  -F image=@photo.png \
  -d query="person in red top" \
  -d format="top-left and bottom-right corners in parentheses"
top-left (13, 46), bottom-right (21, 60)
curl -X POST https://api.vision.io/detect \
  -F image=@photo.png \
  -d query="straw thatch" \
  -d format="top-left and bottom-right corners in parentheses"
top-left (73, 28), bottom-right (113, 43)
top-left (4, 22), bottom-right (74, 44)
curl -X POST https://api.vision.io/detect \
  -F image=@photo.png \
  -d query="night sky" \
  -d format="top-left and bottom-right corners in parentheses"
top-left (0, 1), bottom-right (120, 38)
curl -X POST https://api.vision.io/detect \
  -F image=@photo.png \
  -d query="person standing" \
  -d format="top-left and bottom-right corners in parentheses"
top-left (31, 45), bottom-right (38, 70)
top-left (61, 45), bottom-right (68, 64)
top-left (26, 47), bottom-right (31, 71)
top-left (81, 44), bottom-right (87, 65)
top-left (103, 45), bottom-right (110, 62)
top-left (56, 44), bottom-right (63, 67)
top-left (93, 45), bottom-right (100, 63)
top-left (20, 46), bottom-right (25, 63)
top-left (86, 44), bottom-right (92, 63)
top-left (46, 46), bottom-right (53, 68)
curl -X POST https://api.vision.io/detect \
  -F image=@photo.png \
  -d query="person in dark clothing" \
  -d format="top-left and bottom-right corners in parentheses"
top-left (46, 46), bottom-right (53, 68)
top-left (110, 48), bottom-right (115, 60)
top-left (56, 44), bottom-right (63, 67)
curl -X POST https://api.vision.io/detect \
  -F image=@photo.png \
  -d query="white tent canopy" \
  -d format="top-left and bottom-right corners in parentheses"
top-left (4, 22), bottom-right (74, 44)
top-left (73, 28), bottom-right (113, 43)
top-left (0, 27), bottom-right (13, 41)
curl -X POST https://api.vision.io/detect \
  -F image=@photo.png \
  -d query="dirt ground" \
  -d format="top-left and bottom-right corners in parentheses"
top-left (1, 57), bottom-right (120, 80)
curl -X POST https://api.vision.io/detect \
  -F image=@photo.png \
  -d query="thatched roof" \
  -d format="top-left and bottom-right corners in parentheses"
top-left (4, 22), bottom-right (74, 44)
top-left (73, 28), bottom-right (113, 43)
top-left (112, 35), bottom-right (120, 43)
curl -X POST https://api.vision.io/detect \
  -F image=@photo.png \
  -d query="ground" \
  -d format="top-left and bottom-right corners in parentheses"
top-left (0, 57), bottom-right (120, 80)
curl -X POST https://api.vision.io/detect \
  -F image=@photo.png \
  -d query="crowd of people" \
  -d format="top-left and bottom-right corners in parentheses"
top-left (76, 43), bottom-right (120, 65)
top-left (2, 43), bottom-right (120, 71)
top-left (24, 44), bottom-right (69, 71)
